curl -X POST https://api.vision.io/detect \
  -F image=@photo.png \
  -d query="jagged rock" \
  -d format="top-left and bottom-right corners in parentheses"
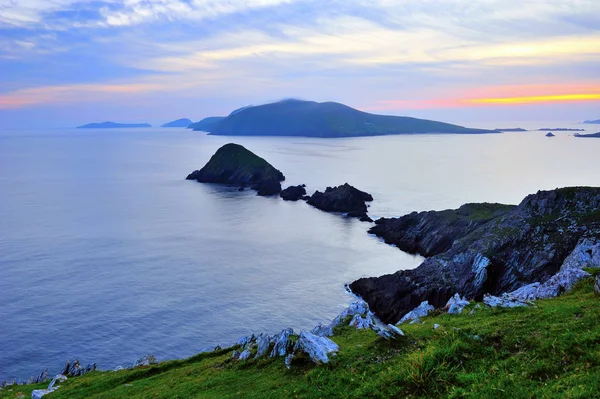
top-left (399, 301), bottom-right (434, 323)
top-left (238, 348), bottom-right (252, 361)
top-left (31, 375), bottom-right (67, 399)
top-left (350, 188), bottom-right (600, 323)
top-left (483, 294), bottom-right (532, 308)
top-left (293, 331), bottom-right (339, 364)
top-left (186, 143), bottom-right (285, 196)
top-left (409, 318), bottom-right (421, 324)
top-left (236, 334), bottom-right (256, 348)
top-left (349, 313), bottom-right (373, 329)
top-left (284, 354), bottom-right (295, 369)
top-left (231, 350), bottom-right (241, 360)
top-left (307, 183), bottom-right (373, 214)
top-left (62, 360), bottom-right (95, 377)
top-left (446, 294), bottom-right (470, 314)
top-left (133, 355), bottom-right (158, 368)
top-left (331, 300), bottom-right (371, 327)
top-left (270, 328), bottom-right (294, 357)
top-left (310, 323), bottom-right (334, 337)
top-left (595, 275), bottom-right (600, 294)
top-left (560, 237), bottom-right (600, 270)
top-left (371, 324), bottom-right (405, 340)
top-left (280, 185), bottom-right (307, 201)
top-left (508, 268), bottom-right (591, 300)
top-left (253, 334), bottom-right (271, 358)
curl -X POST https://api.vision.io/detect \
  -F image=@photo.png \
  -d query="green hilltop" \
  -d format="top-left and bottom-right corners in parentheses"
top-left (193, 99), bottom-right (495, 137)
top-left (4, 276), bottom-right (599, 399)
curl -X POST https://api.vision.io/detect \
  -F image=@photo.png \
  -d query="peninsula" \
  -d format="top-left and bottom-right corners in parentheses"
top-left (188, 117), bottom-right (225, 131)
top-left (193, 99), bottom-right (495, 137)
top-left (77, 122), bottom-right (151, 129)
top-left (583, 119), bottom-right (600, 124)
top-left (574, 132), bottom-right (600, 138)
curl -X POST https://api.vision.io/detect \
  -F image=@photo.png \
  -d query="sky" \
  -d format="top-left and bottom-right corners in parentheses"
top-left (0, 0), bottom-right (599, 128)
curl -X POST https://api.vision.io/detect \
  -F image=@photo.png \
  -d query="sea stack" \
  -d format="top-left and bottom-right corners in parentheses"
top-left (306, 183), bottom-right (373, 220)
top-left (186, 143), bottom-right (285, 196)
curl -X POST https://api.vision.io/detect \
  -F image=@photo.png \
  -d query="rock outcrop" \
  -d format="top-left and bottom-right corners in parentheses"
top-left (307, 183), bottom-right (373, 216)
top-left (280, 185), bottom-right (307, 201)
top-left (186, 143), bottom-right (285, 196)
top-left (350, 187), bottom-right (600, 323)
top-left (545, 132), bottom-right (556, 137)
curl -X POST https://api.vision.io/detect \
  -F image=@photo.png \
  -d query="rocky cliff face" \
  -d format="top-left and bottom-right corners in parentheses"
top-left (186, 143), bottom-right (285, 196)
top-left (350, 187), bottom-right (600, 323)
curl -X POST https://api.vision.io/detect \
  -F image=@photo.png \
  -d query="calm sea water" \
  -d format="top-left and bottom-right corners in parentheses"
top-left (1, 123), bottom-right (599, 381)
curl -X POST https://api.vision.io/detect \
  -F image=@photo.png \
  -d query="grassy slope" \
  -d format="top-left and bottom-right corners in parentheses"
top-left (3, 277), bottom-right (598, 399)
top-left (210, 100), bottom-right (494, 137)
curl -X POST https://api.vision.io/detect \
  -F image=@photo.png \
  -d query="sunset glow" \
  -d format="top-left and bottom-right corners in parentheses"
top-left (466, 93), bottom-right (600, 105)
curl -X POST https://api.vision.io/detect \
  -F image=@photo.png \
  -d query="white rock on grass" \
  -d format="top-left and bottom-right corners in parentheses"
top-left (270, 328), bottom-right (294, 358)
top-left (349, 313), bottom-right (373, 329)
top-left (399, 301), bottom-right (434, 323)
top-left (293, 331), bottom-right (339, 364)
top-left (31, 375), bottom-right (67, 399)
top-left (509, 268), bottom-right (591, 301)
top-left (594, 275), bottom-right (600, 294)
top-left (483, 294), bottom-right (531, 308)
top-left (254, 334), bottom-right (271, 358)
top-left (446, 294), bottom-right (470, 314)
top-left (560, 237), bottom-right (600, 271)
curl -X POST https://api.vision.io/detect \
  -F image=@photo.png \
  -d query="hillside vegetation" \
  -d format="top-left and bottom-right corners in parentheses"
top-left (3, 276), bottom-right (598, 399)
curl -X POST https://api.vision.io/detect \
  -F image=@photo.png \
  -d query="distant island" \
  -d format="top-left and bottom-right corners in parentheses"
top-left (494, 128), bottom-right (527, 132)
top-left (191, 99), bottom-right (495, 137)
top-left (538, 128), bottom-right (584, 132)
top-left (161, 118), bottom-right (193, 128)
top-left (77, 122), bottom-right (151, 129)
top-left (583, 119), bottom-right (600, 124)
top-left (574, 132), bottom-right (600, 138)
top-left (188, 117), bottom-right (225, 132)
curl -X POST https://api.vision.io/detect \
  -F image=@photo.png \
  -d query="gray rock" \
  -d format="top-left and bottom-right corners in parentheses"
top-left (409, 318), bottom-right (422, 325)
top-left (236, 334), bottom-right (256, 348)
top-left (446, 293), bottom-right (470, 314)
top-left (310, 323), bottom-right (334, 337)
top-left (133, 355), bottom-right (158, 368)
top-left (293, 331), bottom-right (339, 364)
top-left (349, 313), bottom-right (373, 329)
top-left (433, 324), bottom-right (441, 329)
top-left (284, 354), bottom-right (295, 369)
top-left (255, 334), bottom-right (271, 358)
top-left (560, 237), bottom-right (600, 271)
top-left (31, 375), bottom-right (67, 399)
top-left (270, 328), bottom-right (294, 357)
top-left (370, 323), bottom-right (404, 340)
top-left (387, 324), bottom-right (405, 338)
top-left (238, 348), bottom-right (252, 361)
top-left (400, 301), bottom-right (434, 323)
top-left (231, 351), bottom-right (241, 360)
top-left (595, 274), bottom-right (600, 294)
top-left (509, 268), bottom-right (591, 300)
top-left (483, 294), bottom-right (532, 308)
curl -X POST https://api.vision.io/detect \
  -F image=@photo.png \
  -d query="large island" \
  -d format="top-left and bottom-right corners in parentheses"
top-left (191, 99), bottom-right (495, 137)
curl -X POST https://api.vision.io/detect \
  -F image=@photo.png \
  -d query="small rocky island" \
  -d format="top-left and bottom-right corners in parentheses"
top-left (538, 128), bottom-right (584, 132)
top-left (280, 185), bottom-right (307, 201)
top-left (583, 119), bottom-right (600, 124)
top-left (161, 118), bottom-right (193, 128)
top-left (307, 183), bottom-right (374, 221)
top-left (77, 122), bottom-right (151, 128)
top-left (545, 132), bottom-right (555, 137)
top-left (494, 128), bottom-right (527, 132)
top-left (186, 143), bottom-right (285, 196)
top-left (351, 187), bottom-right (600, 323)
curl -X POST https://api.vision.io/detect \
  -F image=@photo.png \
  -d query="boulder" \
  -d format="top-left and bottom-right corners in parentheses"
top-left (62, 360), bottom-right (97, 377)
top-left (31, 375), bottom-right (67, 399)
top-left (132, 355), bottom-right (157, 368)
top-left (399, 301), bottom-right (434, 324)
top-left (446, 294), bottom-right (470, 314)
top-left (349, 313), bottom-right (373, 329)
top-left (238, 348), bottom-right (252, 360)
top-left (307, 183), bottom-right (373, 214)
top-left (371, 324), bottom-right (405, 340)
top-left (310, 323), bottom-right (334, 337)
top-left (255, 334), bottom-right (271, 358)
top-left (280, 185), bottom-right (307, 201)
top-left (270, 328), bottom-right (294, 357)
top-left (293, 331), bottom-right (339, 364)
top-left (483, 294), bottom-right (532, 308)
top-left (595, 275), bottom-right (600, 294)
top-left (186, 143), bottom-right (285, 196)
top-left (508, 268), bottom-right (591, 300)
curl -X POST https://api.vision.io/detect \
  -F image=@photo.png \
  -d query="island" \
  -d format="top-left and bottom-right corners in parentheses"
top-left (306, 184), bottom-right (374, 221)
top-left (188, 117), bottom-right (225, 131)
top-left (494, 128), bottom-right (527, 132)
top-left (186, 143), bottom-right (285, 196)
top-left (350, 187), bottom-right (600, 323)
top-left (77, 122), bottom-right (151, 129)
top-left (197, 99), bottom-right (495, 137)
top-left (574, 132), bottom-right (600, 138)
top-left (161, 118), bottom-right (193, 128)
top-left (538, 128), bottom-right (584, 132)
top-left (583, 119), bottom-right (600, 124)
top-left (545, 132), bottom-right (555, 137)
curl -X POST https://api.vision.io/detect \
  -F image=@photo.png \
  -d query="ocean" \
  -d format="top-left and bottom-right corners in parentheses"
top-left (1, 122), bottom-right (598, 381)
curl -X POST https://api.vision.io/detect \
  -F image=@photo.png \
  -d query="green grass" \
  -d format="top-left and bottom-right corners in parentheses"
top-left (2, 279), bottom-right (599, 399)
